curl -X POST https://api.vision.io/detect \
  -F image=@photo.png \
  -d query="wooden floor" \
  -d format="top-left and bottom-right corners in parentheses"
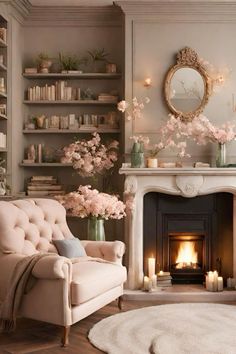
top-left (0, 300), bottom-right (235, 354)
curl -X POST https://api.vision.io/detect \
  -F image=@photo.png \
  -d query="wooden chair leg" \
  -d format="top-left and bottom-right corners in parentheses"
top-left (118, 296), bottom-right (123, 310)
top-left (61, 326), bottom-right (70, 347)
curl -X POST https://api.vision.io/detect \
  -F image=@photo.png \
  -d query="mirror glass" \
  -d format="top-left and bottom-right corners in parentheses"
top-left (169, 68), bottom-right (205, 113)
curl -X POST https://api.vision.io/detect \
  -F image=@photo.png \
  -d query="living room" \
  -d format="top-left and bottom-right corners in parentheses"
top-left (1, 0), bottom-right (236, 353)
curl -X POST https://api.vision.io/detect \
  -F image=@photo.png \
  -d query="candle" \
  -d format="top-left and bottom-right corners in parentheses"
top-left (151, 274), bottom-right (157, 288)
top-left (143, 276), bottom-right (152, 291)
top-left (213, 270), bottom-right (218, 292)
top-left (148, 257), bottom-right (156, 278)
top-left (158, 270), bottom-right (164, 276)
top-left (147, 157), bottom-right (158, 168)
top-left (227, 277), bottom-right (232, 288)
top-left (218, 276), bottom-right (223, 292)
top-left (207, 271), bottom-right (214, 292)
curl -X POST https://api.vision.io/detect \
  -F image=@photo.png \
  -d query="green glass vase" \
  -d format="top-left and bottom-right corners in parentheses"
top-left (131, 142), bottom-right (144, 168)
top-left (87, 216), bottom-right (105, 241)
top-left (216, 143), bottom-right (226, 167)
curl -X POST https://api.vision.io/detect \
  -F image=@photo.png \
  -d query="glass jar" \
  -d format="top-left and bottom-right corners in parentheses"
top-left (216, 143), bottom-right (226, 167)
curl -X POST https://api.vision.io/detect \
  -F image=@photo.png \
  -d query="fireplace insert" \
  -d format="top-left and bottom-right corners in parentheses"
top-left (169, 233), bottom-right (205, 283)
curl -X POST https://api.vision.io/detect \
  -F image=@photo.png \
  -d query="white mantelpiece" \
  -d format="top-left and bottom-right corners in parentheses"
top-left (120, 165), bottom-right (236, 290)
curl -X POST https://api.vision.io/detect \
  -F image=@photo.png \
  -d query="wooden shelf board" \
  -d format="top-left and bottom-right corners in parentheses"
top-left (20, 163), bottom-right (72, 167)
top-left (0, 148), bottom-right (7, 152)
top-left (0, 38), bottom-right (7, 48)
top-left (0, 113), bottom-right (7, 120)
top-left (0, 92), bottom-right (7, 98)
top-left (23, 100), bottom-right (117, 105)
top-left (0, 63), bottom-right (7, 71)
top-left (23, 128), bottom-right (120, 134)
top-left (23, 72), bottom-right (121, 79)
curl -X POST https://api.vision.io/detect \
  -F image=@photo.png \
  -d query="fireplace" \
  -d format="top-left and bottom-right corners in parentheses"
top-left (120, 166), bottom-right (236, 290)
top-left (169, 233), bottom-right (205, 283)
top-left (143, 192), bottom-right (232, 284)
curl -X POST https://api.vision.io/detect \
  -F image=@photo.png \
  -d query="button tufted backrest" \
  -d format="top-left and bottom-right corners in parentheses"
top-left (0, 199), bottom-right (74, 255)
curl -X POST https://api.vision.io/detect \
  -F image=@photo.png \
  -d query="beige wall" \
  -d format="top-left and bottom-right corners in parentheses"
top-left (120, 1), bottom-right (236, 164)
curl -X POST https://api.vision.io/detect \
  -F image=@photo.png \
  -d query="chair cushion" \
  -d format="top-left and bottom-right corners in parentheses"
top-left (71, 261), bottom-right (127, 305)
top-left (54, 238), bottom-right (86, 258)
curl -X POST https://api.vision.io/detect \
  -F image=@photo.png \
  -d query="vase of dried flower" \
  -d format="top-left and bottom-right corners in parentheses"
top-left (87, 216), bottom-right (105, 241)
top-left (131, 142), bottom-right (144, 168)
top-left (216, 143), bottom-right (226, 167)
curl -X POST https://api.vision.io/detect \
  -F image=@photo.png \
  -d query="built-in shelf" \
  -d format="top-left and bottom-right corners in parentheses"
top-left (0, 38), bottom-right (7, 48)
top-left (23, 128), bottom-right (120, 134)
top-left (0, 63), bottom-right (7, 71)
top-left (0, 147), bottom-right (7, 152)
top-left (0, 113), bottom-right (7, 120)
top-left (23, 73), bottom-right (122, 79)
top-left (20, 163), bottom-right (72, 167)
top-left (0, 92), bottom-right (7, 98)
top-left (23, 100), bottom-right (117, 106)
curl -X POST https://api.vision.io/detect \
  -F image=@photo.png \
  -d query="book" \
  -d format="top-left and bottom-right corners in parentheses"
top-left (28, 185), bottom-right (62, 191)
top-left (27, 190), bottom-right (65, 196)
top-left (31, 176), bottom-right (54, 180)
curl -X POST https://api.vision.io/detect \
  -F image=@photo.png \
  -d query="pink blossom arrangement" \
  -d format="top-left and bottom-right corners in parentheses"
top-left (130, 135), bottom-right (150, 145)
top-left (61, 132), bottom-right (119, 177)
top-left (152, 114), bottom-right (236, 158)
top-left (56, 185), bottom-right (126, 220)
top-left (117, 96), bottom-right (150, 121)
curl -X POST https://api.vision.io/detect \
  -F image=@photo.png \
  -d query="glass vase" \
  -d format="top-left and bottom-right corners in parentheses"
top-left (216, 143), bottom-right (226, 167)
top-left (131, 142), bottom-right (144, 168)
top-left (87, 216), bottom-right (105, 241)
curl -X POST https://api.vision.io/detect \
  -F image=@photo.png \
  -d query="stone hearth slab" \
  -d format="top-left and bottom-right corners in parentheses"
top-left (124, 285), bottom-right (236, 302)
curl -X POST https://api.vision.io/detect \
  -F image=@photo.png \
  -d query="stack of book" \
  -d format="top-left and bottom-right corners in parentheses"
top-left (27, 176), bottom-right (65, 197)
top-left (98, 93), bottom-right (118, 103)
top-left (27, 81), bottom-right (81, 101)
top-left (157, 272), bottom-right (173, 287)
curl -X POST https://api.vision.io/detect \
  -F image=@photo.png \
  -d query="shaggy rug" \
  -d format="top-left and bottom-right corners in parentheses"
top-left (88, 303), bottom-right (236, 354)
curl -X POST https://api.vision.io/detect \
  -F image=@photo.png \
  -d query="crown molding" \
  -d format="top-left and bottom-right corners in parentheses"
top-left (23, 5), bottom-right (122, 27)
top-left (115, 1), bottom-right (236, 21)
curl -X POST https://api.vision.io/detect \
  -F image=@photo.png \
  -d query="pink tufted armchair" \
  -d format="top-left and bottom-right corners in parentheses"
top-left (0, 199), bottom-right (126, 345)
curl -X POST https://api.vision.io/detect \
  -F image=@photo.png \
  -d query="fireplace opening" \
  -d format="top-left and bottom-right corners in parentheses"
top-left (143, 192), bottom-right (233, 284)
top-left (169, 234), bottom-right (205, 283)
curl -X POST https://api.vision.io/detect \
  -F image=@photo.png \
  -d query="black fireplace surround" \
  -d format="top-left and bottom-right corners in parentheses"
top-left (143, 192), bottom-right (233, 284)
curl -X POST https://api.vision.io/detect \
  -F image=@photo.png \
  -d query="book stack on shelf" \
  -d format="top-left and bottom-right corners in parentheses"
top-left (157, 272), bottom-right (173, 287)
top-left (0, 132), bottom-right (6, 148)
top-left (98, 93), bottom-right (118, 103)
top-left (0, 27), bottom-right (7, 44)
top-left (27, 81), bottom-right (81, 101)
top-left (27, 176), bottom-right (65, 196)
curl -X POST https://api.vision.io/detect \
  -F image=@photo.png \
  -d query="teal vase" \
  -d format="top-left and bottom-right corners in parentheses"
top-left (131, 142), bottom-right (144, 168)
top-left (87, 216), bottom-right (105, 241)
top-left (216, 143), bottom-right (226, 167)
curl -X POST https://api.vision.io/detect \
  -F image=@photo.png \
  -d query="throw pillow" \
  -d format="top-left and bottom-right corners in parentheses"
top-left (53, 238), bottom-right (87, 258)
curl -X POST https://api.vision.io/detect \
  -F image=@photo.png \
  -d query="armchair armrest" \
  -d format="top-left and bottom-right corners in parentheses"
top-left (81, 240), bottom-right (125, 264)
top-left (32, 255), bottom-right (72, 280)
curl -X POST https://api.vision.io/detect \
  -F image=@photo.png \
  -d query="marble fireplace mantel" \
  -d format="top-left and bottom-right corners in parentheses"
top-left (119, 164), bottom-right (236, 289)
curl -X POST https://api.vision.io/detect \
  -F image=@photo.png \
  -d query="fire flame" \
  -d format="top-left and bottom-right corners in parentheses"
top-left (176, 241), bottom-right (198, 269)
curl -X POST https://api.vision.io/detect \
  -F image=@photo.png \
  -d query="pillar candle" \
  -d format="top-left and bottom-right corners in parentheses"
top-left (158, 270), bottom-right (164, 276)
top-left (143, 276), bottom-right (152, 291)
top-left (213, 271), bottom-right (218, 292)
top-left (218, 277), bottom-right (223, 292)
top-left (148, 257), bottom-right (155, 278)
top-left (147, 157), bottom-right (158, 168)
top-left (207, 271), bottom-right (214, 292)
top-left (151, 274), bottom-right (157, 288)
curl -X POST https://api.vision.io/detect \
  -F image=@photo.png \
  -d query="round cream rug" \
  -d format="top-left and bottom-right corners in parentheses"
top-left (88, 303), bottom-right (236, 354)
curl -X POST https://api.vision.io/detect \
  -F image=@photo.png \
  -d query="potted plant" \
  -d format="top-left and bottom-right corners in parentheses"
top-left (36, 52), bottom-right (53, 73)
top-left (87, 48), bottom-right (109, 73)
top-left (59, 53), bottom-right (88, 74)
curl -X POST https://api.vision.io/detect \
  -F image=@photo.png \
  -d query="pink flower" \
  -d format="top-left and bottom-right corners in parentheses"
top-left (117, 100), bottom-right (129, 113)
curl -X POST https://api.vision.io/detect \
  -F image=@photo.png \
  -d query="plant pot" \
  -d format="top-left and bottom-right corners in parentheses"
top-left (147, 157), bottom-right (158, 168)
top-left (87, 216), bottom-right (105, 241)
top-left (39, 60), bottom-right (52, 73)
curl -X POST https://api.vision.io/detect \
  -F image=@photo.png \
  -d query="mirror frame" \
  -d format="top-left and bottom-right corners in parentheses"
top-left (164, 47), bottom-right (211, 122)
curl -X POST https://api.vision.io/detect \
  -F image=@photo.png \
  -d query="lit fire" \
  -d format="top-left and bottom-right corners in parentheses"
top-left (176, 241), bottom-right (198, 269)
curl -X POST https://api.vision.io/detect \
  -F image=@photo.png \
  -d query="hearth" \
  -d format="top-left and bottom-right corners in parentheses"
top-left (169, 233), bottom-right (205, 283)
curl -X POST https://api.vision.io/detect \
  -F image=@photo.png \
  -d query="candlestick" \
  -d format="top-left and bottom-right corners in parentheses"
top-left (218, 276), bottom-right (223, 292)
top-left (148, 257), bottom-right (155, 278)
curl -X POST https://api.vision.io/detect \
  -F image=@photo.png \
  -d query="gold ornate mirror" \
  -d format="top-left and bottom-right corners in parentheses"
top-left (164, 47), bottom-right (211, 122)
